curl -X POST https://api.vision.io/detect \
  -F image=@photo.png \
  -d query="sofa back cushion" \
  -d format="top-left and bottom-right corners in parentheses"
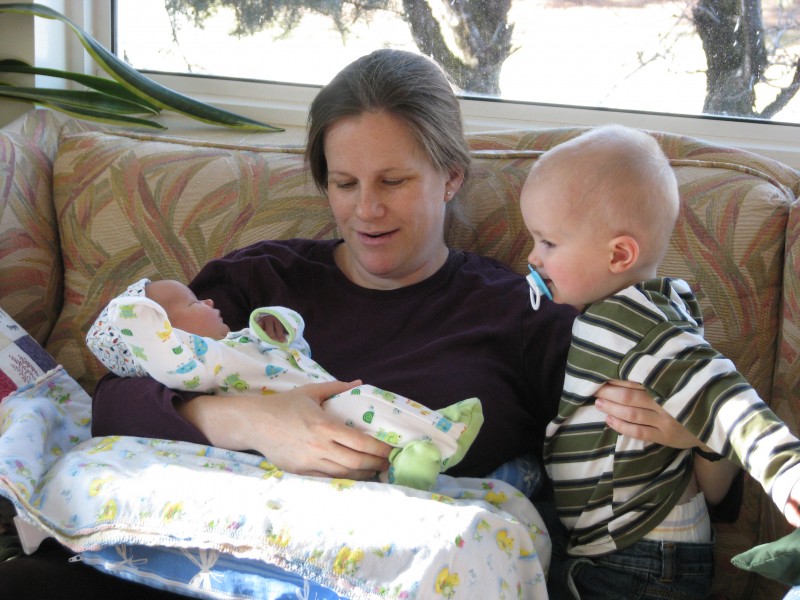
top-left (0, 110), bottom-right (97, 345)
top-left (0, 124), bottom-right (61, 344)
top-left (776, 202), bottom-right (800, 437)
top-left (51, 130), bottom-right (796, 401)
top-left (51, 132), bottom-right (332, 390)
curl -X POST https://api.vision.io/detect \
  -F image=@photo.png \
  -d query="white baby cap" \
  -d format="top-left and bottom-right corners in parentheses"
top-left (85, 278), bottom-right (151, 377)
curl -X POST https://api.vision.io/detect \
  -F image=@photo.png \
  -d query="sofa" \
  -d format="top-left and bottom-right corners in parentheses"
top-left (1, 108), bottom-right (798, 598)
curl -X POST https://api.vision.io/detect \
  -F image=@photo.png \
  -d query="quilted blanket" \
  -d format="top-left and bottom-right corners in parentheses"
top-left (0, 366), bottom-right (551, 599)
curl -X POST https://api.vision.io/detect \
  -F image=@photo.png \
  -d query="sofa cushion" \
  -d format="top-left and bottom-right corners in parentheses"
top-left (775, 202), bottom-right (800, 435)
top-left (731, 528), bottom-right (800, 586)
top-left (0, 110), bottom-right (98, 346)
top-left (467, 128), bottom-right (795, 405)
top-left (51, 131), bottom-right (335, 391)
top-left (0, 128), bottom-right (61, 345)
top-left (49, 131), bottom-right (555, 394)
top-left (50, 130), bottom-right (795, 401)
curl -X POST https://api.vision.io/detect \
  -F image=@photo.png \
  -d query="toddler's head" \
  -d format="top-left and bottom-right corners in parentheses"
top-left (145, 280), bottom-right (230, 339)
top-left (520, 124), bottom-right (679, 309)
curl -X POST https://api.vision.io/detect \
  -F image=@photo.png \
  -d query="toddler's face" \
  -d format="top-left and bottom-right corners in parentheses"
top-left (520, 177), bottom-right (618, 310)
top-left (147, 280), bottom-right (230, 339)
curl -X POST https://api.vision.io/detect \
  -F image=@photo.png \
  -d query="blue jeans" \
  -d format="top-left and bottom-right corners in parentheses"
top-left (538, 501), bottom-right (714, 600)
top-left (485, 452), bottom-right (547, 497)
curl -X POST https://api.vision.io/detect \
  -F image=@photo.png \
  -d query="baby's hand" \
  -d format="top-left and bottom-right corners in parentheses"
top-left (258, 314), bottom-right (288, 343)
top-left (785, 479), bottom-right (800, 527)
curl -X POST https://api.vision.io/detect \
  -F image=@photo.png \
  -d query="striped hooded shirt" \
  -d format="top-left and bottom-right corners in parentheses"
top-left (544, 277), bottom-right (800, 556)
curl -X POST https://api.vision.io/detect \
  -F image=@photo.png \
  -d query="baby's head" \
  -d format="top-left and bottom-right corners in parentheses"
top-left (145, 279), bottom-right (230, 339)
top-left (520, 124), bottom-right (679, 309)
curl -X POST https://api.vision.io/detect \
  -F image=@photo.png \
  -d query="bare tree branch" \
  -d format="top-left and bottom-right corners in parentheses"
top-left (760, 58), bottom-right (800, 119)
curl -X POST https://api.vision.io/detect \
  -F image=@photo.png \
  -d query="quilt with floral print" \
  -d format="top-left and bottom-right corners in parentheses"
top-left (0, 366), bottom-right (550, 599)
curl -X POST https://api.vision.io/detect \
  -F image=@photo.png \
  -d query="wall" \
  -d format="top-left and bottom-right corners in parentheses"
top-left (0, 0), bottom-right (72, 128)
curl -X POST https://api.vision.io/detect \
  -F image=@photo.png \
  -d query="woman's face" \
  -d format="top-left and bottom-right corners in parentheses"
top-left (323, 111), bottom-right (463, 289)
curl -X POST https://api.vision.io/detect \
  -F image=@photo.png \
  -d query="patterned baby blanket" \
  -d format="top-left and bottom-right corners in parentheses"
top-left (0, 366), bottom-right (551, 599)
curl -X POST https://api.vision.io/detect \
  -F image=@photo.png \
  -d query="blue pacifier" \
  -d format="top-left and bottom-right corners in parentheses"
top-left (526, 265), bottom-right (552, 310)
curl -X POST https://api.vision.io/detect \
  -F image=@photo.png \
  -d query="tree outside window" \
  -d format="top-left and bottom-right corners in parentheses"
top-left (116, 0), bottom-right (800, 124)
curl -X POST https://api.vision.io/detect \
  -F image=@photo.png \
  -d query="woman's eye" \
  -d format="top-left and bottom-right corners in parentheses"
top-left (333, 181), bottom-right (356, 190)
top-left (384, 179), bottom-right (404, 186)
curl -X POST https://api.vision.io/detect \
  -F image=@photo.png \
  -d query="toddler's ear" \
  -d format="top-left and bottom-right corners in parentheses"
top-left (608, 235), bottom-right (639, 273)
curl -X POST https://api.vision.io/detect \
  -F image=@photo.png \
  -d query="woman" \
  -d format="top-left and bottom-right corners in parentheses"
top-left (92, 48), bottom-right (579, 481)
top-left (3, 49), bottom-right (736, 599)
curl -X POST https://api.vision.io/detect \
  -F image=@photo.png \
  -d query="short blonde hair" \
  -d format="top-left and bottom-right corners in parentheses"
top-left (527, 124), bottom-right (680, 266)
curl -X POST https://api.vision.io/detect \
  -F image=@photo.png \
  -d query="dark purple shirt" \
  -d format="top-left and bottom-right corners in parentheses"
top-left (92, 239), bottom-right (577, 476)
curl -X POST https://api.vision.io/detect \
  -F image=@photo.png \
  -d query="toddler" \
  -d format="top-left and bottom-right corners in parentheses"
top-left (520, 124), bottom-right (800, 599)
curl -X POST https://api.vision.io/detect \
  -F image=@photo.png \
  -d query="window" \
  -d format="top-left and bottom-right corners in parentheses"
top-left (117, 1), bottom-right (800, 122)
top-left (92, 2), bottom-right (800, 166)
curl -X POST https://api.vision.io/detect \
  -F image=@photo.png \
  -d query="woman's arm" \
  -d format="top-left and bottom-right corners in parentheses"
top-left (93, 373), bottom-right (391, 479)
top-left (177, 379), bottom-right (391, 479)
top-left (92, 373), bottom-right (210, 443)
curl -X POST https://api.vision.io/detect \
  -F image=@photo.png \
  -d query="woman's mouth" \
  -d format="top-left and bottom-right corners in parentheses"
top-left (358, 229), bottom-right (397, 242)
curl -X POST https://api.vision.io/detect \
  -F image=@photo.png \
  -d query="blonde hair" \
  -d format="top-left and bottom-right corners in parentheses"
top-left (528, 124), bottom-right (679, 266)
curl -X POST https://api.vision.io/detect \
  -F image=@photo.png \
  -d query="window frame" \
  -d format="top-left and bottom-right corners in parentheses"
top-left (76, 2), bottom-right (800, 168)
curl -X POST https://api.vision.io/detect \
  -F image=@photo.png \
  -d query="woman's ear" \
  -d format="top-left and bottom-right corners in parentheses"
top-left (444, 167), bottom-right (466, 200)
top-left (608, 235), bottom-right (639, 274)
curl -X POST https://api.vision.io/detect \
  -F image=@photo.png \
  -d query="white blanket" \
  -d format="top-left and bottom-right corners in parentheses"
top-left (0, 367), bottom-right (550, 599)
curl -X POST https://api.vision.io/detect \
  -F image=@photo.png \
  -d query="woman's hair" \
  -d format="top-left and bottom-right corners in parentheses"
top-left (305, 49), bottom-right (471, 191)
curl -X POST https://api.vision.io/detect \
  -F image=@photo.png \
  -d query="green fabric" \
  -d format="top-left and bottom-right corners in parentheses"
top-left (731, 528), bottom-right (800, 585)
top-left (388, 441), bottom-right (443, 491)
top-left (388, 397), bottom-right (484, 491)
top-left (439, 397), bottom-right (484, 469)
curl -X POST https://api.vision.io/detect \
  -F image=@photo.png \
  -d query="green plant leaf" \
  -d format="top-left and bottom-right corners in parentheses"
top-left (41, 101), bottom-right (168, 129)
top-left (0, 85), bottom-right (162, 115)
top-left (0, 89), bottom-right (166, 129)
top-left (0, 3), bottom-right (284, 132)
top-left (0, 59), bottom-right (161, 113)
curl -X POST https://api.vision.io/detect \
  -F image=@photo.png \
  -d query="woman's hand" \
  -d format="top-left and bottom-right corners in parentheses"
top-left (177, 379), bottom-right (391, 479)
top-left (594, 380), bottom-right (699, 449)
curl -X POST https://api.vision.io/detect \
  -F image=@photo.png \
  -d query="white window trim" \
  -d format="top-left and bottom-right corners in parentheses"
top-left (50, 1), bottom-right (797, 169)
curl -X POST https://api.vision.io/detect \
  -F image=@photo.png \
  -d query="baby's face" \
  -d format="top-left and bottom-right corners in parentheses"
top-left (146, 280), bottom-right (230, 339)
top-left (520, 176), bottom-right (619, 310)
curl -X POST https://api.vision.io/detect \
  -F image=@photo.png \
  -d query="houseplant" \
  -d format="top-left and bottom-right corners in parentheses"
top-left (0, 3), bottom-right (282, 131)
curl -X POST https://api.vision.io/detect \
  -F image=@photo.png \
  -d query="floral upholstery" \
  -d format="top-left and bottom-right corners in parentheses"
top-left (0, 114), bottom-right (63, 344)
top-left (2, 109), bottom-right (799, 599)
top-left (50, 132), bottom-right (333, 390)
